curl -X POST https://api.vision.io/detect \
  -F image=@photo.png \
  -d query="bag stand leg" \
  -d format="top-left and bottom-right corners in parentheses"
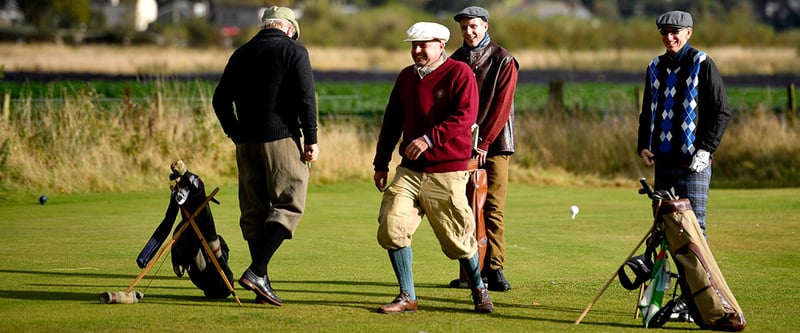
top-left (574, 225), bottom-right (653, 325)
top-left (125, 188), bottom-right (243, 307)
top-left (634, 283), bottom-right (645, 319)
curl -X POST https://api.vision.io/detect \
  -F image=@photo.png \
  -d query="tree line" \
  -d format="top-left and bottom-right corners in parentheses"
top-left (1, 0), bottom-right (799, 49)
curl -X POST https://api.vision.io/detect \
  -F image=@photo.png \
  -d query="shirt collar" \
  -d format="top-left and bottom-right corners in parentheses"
top-left (461, 32), bottom-right (491, 53)
top-left (415, 50), bottom-right (447, 79)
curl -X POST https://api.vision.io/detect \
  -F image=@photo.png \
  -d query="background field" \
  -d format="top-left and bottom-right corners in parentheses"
top-left (1, 182), bottom-right (798, 332)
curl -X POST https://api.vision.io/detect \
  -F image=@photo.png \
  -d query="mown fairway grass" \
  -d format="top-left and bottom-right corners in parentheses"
top-left (1, 182), bottom-right (798, 332)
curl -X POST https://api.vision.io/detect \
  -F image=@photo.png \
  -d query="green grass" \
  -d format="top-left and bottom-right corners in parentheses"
top-left (2, 80), bottom-right (795, 117)
top-left (1, 182), bottom-right (798, 332)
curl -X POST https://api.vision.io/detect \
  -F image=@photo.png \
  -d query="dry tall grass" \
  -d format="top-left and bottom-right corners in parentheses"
top-left (1, 44), bottom-right (798, 197)
top-left (2, 43), bottom-right (798, 75)
top-left (0, 85), bottom-right (229, 196)
top-left (1, 84), bottom-right (797, 199)
top-left (713, 106), bottom-right (800, 187)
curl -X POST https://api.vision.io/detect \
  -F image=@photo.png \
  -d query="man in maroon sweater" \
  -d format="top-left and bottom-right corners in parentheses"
top-left (372, 22), bottom-right (493, 314)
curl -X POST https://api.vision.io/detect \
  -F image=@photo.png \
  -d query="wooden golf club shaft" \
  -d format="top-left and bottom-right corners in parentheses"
top-left (575, 224), bottom-right (654, 325)
top-left (182, 204), bottom-right (243, 306)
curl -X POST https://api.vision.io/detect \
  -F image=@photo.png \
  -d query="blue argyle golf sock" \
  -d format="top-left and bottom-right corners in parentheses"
top-left (388, 247), bottom-right (416, 300)
top-left (459, 253), bottom-right (485, 289)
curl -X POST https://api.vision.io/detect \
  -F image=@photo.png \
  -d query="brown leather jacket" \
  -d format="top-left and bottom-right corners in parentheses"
top-left (451, 41), bottom-right (519, 155)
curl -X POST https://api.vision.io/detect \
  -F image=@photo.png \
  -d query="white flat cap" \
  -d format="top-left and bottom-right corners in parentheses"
top-left (404, 22), bottom-right (450, 43)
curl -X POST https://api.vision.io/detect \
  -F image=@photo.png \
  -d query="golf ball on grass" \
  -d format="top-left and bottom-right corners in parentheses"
top-left (570, 205), bottom-right (579, 219)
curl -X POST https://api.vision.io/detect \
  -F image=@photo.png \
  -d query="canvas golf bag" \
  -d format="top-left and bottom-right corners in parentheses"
top-left (622, 182), bottom-right (746, 331)
top-left (455, 159), bottom-right (488, 285)
top-left (137, 165), bottom-right (234, 299)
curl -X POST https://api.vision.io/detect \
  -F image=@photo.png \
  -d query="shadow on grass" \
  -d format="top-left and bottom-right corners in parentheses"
top-left (0, 268), bottom-right (176, 280)
top-left (0, 269), bottom-right (676, 329)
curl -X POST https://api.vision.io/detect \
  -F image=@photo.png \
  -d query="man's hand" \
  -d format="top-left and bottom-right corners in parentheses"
top-left (474, 148), bottom-right (488, 166)
top-left (404, 137), bottom-right (429, 161)
top-left (303, 144), bottom-right (319, 162)
top-left (689, 149), bottom-right (710, 173)
top-left (374, 171), bottom-right (388, 192)
top-left (640, 149), bottom-right (655, 166)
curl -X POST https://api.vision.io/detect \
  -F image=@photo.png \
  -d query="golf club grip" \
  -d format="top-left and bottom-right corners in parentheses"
top-left (136, 217), bottom-right (176, 268)
top-left (639, 178), bottom-right (655, 198)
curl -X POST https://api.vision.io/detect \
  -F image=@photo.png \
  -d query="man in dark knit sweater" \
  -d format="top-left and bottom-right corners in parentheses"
top-left (373, 21), bottom-right (493, 314)
top-left (212, 6), bottom-right (318, 307)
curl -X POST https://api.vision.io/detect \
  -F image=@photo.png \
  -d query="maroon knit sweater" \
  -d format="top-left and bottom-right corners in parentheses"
top-left (373, 58), bottom-right (479, 173)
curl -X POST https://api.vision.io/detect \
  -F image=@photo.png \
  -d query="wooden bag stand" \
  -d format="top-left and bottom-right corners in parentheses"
top-left (457, 159), bottom-right (489, 284)
top-left (126, 187), bottom-right (242, 306)
top-left (574, 200), bottom-right (663, 325)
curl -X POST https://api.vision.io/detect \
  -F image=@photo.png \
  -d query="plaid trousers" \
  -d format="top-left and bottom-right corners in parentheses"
top-left (654, 164), bottom-right (712, 235)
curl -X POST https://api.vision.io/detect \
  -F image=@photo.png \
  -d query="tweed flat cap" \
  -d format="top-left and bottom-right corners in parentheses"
top-left (656, 10), bottom-right (693, 29)
top-left (404, 22), bottom-right (450, 43)
top-left (262, 6), bottom-right (300, 39)
top-left (454, 6), bottom-right (489, 22)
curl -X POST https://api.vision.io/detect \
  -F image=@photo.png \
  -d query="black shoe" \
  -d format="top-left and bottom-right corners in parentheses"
top-left (449, 278), bottom-right (468, 288)
top-left (485, 269), bottom-right (512, 292)
top-left (239, 268), bottom-right (283, 306)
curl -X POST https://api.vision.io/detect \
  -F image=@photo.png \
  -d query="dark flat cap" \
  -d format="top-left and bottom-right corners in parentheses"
top-left (454, 6), bottom-right (489, 22)
top-left (656, 10), bottom-right (693, 28)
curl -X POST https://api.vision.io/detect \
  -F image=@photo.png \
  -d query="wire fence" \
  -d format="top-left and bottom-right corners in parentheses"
top-left (2, 83), bottom-right (797, 125)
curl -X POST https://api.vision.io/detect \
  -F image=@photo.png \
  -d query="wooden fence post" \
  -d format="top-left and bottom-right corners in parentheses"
top-left (547, 81), bottom-right (564, 116)
top-left (788, 83), bottom-right (796, 127)
top-left (634, 86), bottom-right (643, 114)
top-left (2, 92), bottom-right (9, 122)
top-left (153, 91), bottom-right (162, 120)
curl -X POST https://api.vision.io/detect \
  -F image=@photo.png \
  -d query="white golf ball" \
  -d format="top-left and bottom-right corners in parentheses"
top-left (570, 205), bottom-right (579, 219)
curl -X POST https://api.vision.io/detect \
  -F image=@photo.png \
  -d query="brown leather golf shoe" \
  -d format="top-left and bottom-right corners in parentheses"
top-left (471, 287), bottom-right (494, 313)
top-left (377, 292), bottom-right (418, 314)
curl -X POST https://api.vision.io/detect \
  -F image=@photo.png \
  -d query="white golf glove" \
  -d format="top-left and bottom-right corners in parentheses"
top-left (689, 149), bottom-right (710, 172)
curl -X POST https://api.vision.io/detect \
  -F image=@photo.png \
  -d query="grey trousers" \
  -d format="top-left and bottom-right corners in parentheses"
top-left (236, 137), bottom-right (309, 240)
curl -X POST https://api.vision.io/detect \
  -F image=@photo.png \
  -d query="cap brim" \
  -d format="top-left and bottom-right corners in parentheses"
top-left (454, 14), bottom-right (484, 22)
top-left (404, 38), bottom-right (443, 42)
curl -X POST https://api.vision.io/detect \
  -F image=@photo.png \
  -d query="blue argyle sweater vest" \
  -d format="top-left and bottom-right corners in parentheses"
top-left (647, 50), bottom-right (706, 157)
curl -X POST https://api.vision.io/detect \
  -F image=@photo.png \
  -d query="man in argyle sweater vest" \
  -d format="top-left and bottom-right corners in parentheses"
top-left (637, 10), bottom-right (731, 236)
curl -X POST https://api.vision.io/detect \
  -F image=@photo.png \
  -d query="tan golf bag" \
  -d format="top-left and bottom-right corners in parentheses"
top-left (657, 199), bottom-right (746, 331)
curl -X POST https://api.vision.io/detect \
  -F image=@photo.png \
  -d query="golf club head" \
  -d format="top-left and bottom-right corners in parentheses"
top-left (639, 178), bottom-right (678, 200)
top-left (653, 189), bottom-right (677, 200)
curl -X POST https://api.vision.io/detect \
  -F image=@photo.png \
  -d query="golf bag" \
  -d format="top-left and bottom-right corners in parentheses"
top-left (658, 199), bottom-right (746, 331)
top-left (457, 160), bottom-right (488, 283)
top-left (137, 162), bottom-right (234, 299)
top-left (625, 180), bottom-right (746, 331)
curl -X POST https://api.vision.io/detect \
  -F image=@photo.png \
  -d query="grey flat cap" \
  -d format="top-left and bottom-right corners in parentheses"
top-left (454, 6), bottom-right (489, 22)
top-left (656, 10), bottom-right (693, 28)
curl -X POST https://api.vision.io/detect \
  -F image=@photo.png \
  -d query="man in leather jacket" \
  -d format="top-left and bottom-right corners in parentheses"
top-left (450, 6), bottom-right (519, 292)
